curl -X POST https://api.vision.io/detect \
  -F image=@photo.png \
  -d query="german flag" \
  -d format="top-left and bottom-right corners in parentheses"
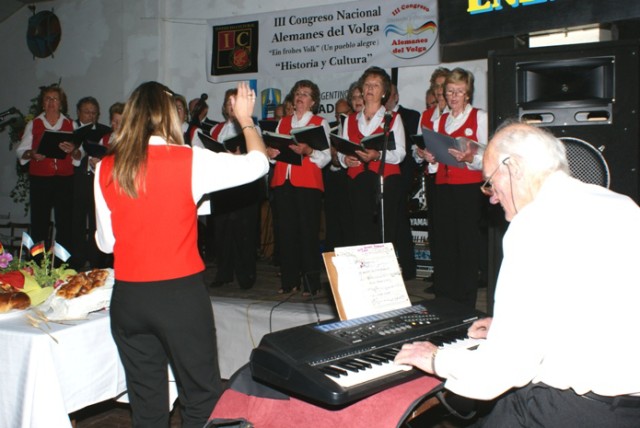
top-left (30, 241), bottom-right (45, 257)
top-left (0, 241), bottom-right (4, 254)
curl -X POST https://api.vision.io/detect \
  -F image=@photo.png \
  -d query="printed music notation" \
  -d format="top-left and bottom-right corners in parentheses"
top-left (329, 243), bottom-right (411, 320)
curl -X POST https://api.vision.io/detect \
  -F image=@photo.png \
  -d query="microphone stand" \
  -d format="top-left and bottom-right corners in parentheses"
top-left (378, 111), bottom-right (392, 243)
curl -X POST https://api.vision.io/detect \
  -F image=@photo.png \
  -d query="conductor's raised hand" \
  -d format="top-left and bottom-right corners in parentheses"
top-left (231, 81), bottom-right (256, 124)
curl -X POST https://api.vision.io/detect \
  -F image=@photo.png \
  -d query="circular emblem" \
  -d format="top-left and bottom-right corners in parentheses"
top-left (464, 128), bottom-right (473, 137)
top-left (27, 11), bottom-right (61, 58)
top-left (384, 4), bottom-right (438, 60)
top-left (231, 47), bottom-right (251, 71)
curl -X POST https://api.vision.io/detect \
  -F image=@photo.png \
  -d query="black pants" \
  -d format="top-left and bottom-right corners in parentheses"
top-left (431, 183), bottom-right (483, 309)
top-left (323, 168), bottom-right (353, 251)
top-left (478, 383), bottom-right (640, 428)
top-left (29, 175), bottom-right (74, 250)
top-left (70, 169), bottom-right (111, 269)
top-left (212, 181), bottom-right (261, 288)
top-left (273, 182), bottom-right (322, 292)
top-left (110, 273), bottom-right (223, 428)
top-left (348, 171), bottom-right (402, 247)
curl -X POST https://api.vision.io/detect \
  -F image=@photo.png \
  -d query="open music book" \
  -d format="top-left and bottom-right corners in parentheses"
top-left (417, 128), bottom-right (482, 168)
top-left (264, 124), bottom-right (329, 151)
top-left (323, 243), bottom-right (411, 320)
top-left (330, 131), bottom-right (396, 157)
top-left (198, 131), bottom-right (246, 154)
top-left (262, 132), bottom-right (303, 165)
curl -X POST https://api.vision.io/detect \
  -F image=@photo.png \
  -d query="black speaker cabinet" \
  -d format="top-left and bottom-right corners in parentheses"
top-left (489, 40), bottom-right (640, 202)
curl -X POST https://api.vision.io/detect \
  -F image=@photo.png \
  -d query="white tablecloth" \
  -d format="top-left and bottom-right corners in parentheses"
top-left (0, 297), bottom-right (336, 427)
top-left (0, 310), bottom-right (126, 428)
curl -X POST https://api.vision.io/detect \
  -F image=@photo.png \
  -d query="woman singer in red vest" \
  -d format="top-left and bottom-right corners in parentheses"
top-left (338, 67), bottom-right (406, 252)
top-left (94, 81), bottom-right (269, 427)
top-left (414, 67), bottom-right (487, 309)
top-left (16, 85), bottom-right (82, 251)
top-left (268, 80), bottom-right (331, 296)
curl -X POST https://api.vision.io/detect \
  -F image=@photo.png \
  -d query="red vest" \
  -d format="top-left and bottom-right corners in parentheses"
top-left (210, 122), bottom-right (224, 140)
top-left (99, 145), bottom-right (204, 282)
top-left (345, 113), bottom-right (401, 179)
top-left (270, 115), bottom-right (325, 191)
top-left (419, 107), bottom-right (437, 131)
top-left (100, 133), bottom-right (112, 148)
top-left (435, 108), bottom-right (483, 185)
top-left (28, 116), bottom-right (75, 177)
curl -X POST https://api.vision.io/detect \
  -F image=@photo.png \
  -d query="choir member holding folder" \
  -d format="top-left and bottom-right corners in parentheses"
top-left (16, 84), bottom-right (81, 252)
top-left (338, 66), bottom-right (406, 252)
top-left (70, 96), bottom-right (111, 269)
top-left (413, 68), bottom-right (487, 309)
top-left (267, 79), bottom-right (331, 296)
top-left (208, 88), bottom-right (262, 290)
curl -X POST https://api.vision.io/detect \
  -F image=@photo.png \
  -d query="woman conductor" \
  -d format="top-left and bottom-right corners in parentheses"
top-left (94, 81), bottom-right (268, 427)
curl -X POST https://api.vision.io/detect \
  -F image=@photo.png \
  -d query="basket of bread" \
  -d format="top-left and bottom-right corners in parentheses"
top-left (41, 268), bottom-right (114, 320)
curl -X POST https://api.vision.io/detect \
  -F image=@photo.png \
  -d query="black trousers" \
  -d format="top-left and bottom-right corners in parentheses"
top-left (273, 182), bottom-right (322, 292)
top-left (477, 383), bottom-right (640, 428)
top-left (110, 273), bottom-right (223, 428)
top-left (322, 168), bottom-right (353, 251)
top-left (348, 171), bottom-right (402, 247)
top-left (70, 168), bottom-right (111, 269)
top-left (29, 175), bottom-right (74, 250)
top-left (430, 183), bottom-right (483, 309)
top-left (212, 181), bottom-right (261, 287)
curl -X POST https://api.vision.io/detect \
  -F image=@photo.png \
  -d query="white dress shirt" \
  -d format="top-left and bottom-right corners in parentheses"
top-left (435, 172), bottom-right (640, 400)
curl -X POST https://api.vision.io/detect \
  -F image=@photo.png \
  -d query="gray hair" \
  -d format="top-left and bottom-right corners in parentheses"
top-left (491, 121), bottom-right (570, 179)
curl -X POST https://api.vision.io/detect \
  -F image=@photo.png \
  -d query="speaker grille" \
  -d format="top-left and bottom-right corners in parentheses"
top-left (560, 137), bottom-right (610, 188)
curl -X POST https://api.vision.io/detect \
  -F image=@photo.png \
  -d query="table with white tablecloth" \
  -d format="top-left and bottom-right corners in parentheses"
top-left (0, 309), bottom-right (126, 428)
top-left (0, 297), bottom-right (336, 427)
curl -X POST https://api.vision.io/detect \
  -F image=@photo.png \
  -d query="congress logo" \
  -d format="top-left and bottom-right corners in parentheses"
top-left (384, 3), bottom-right (438, 60)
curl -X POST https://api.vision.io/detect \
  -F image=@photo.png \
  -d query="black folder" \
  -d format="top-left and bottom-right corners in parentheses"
top-left (201, 119), bottom-right (219, 135)
top-left (83, 141), bottom-right (108, 158)
top-left (263, 132), bottom-right (303, 166)
top-left (77, 123), bottom-right (112, 144)
top-left (258, 120), bottom-right (278, 133)
top-left (329, 134), bottom-right (367, 157)
top-left (360, 131), bottom-right (396, 151)
top-left (290, 125), bottom-right (329, 151)
top-left (198, 132), bottom-right (247, 154)
top-left (37, 130), bottom-right (78, 159)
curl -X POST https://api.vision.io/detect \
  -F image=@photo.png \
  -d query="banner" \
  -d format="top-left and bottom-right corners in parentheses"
top-left (207, 0), bottom-right (439, 83)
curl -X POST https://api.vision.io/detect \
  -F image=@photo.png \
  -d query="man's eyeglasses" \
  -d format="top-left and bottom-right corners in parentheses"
top-left (480, 157), bottom-right (510, 196)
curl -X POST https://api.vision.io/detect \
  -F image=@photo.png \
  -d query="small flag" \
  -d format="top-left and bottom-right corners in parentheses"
top-left (30, 241), bottom-right (45, 257)
top-left (22, 232), bottom-right (34, 250)
top-left (52, 242), bottom-right (71, 262)
top-left (0, 241), bottom-right (4, 254)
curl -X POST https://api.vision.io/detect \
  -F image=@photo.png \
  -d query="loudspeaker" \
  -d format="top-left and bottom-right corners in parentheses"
top-left (489, 40), bottom-right (640, 202)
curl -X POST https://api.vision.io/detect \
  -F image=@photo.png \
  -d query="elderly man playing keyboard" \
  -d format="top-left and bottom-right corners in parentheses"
top-left (395, 121), bottom-right (640, 427)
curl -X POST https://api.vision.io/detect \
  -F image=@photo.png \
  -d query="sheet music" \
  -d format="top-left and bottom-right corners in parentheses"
top-left (331, 243), bottom-right (411, 319)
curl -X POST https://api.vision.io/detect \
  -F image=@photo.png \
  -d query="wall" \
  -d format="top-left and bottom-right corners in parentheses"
top-left (0, 0), bottom-right (486, 223)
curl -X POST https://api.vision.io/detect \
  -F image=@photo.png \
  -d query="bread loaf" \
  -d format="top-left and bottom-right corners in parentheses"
top-left (56, 269), bottom-right (109, 299)
top-left (0, 291), bottom-right (31, 313)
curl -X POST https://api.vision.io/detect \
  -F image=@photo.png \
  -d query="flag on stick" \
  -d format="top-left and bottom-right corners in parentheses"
top-left (22, 232), bottom-right (34, 250)
top-left (52, 242), bottom-right (71, 262)
top-left (0, 241), bottom-right (4, 254)
top-left (30, 241), bottom-right (45, 257)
